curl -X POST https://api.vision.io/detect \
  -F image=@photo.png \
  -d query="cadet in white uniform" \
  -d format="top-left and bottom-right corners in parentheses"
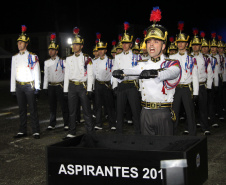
top-left (43, 33), bottom-right (69, 131)
top-left (113, 7), bottom-right (181, 135)
top-left (169, 21), bottom-right (199, 136)
top-left (190, 29), bottom-right (213, 135)
top-left (11, 25), bottom-right (41, 139)
top-left (93, 34), bottom-right (116, 130)
top-left (112, 22), bottom-right (142, 134)
top-left (63, 27), bottom-right (94, 139)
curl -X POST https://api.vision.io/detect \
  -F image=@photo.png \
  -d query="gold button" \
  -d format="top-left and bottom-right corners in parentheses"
top-left (143, 94), bottom-right (145, 96)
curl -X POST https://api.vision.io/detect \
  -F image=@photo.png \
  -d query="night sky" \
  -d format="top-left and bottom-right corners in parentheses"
top-left (2, 0), bottom-right (226, 53)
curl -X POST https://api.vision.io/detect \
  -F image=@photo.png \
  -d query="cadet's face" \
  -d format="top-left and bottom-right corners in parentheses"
top-left (146, 39), bottom-right (165, 58)
top-left (218, 47), bottom-right (224, 54)
top-left (169, 50), bottom-right (177, 55)
top-left (111, 53), bottom-right (116, 58)
top-left (122, 43), bottom-right (132, 52)
top-left (48, 49), bottom-right (58, 58)
top-left (192, 45), bottom-right (201, 53)
top-left (17, 41), bottom-right (27, 51)
top-left (93, 51), bottom-right (99, 58)
top-left (73, 44), bottom-right (83, 54)
top-left (98, 49), bottom-right (106, 57)
top-left (201, 46), bottom-right (209, 54)
top-left (211, 47), bottom-right (217, 54)
top-left (116, 48), bottom-right (123, 54)
top-left (177, 42), bottom-right (188, 50)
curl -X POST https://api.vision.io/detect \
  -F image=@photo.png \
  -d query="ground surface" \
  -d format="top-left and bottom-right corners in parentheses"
top-left (0, 80), bottom-right (225, 185)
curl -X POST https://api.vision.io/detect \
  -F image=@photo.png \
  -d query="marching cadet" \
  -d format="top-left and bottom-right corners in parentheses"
top-left (201, 32), bottom-right (219, 128)
top-left (217, 36), bottom-right (225, 118)
top-left (167, 37), bottom-right (178, 55)
top-left (169, 21), bottom-right (199, 136)
top-left (190, 28), bottom-right (213, 135)
top-left (93, 39), bottom-right (99, 59)
top-left (11, 25), bottom-right (41, 139)
top-left (210, 33), bottom-right (223, 123)
top-left (112, 22), bottom-right (142, 134)
top-left (132, 38), bottom-right (141, 54)
top-left (140, 30), bottom-right (150, 61)
top-left (115, 34), bottom-right (123, 54)
top-left (111, 40), bottom-right (117, 59)
top-left (93, 33), bottom-right (116, 130)
top-left (63, 27), bottom-right (94, 139)
top-left (113, 7), bottom-right (181, 136)
top-left (43, 33), bottom-right (69, 131)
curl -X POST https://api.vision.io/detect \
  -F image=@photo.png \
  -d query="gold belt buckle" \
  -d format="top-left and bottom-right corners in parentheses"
top-left (150, 102), bottom-right (158, 109)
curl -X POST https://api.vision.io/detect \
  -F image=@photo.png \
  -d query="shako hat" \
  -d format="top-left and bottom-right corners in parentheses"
top-left (209, 32), bottom-right (218, 47)
top-left (96, 33), bottom-right (107, 49)
top-left (72, 27), bottom-right (84, 44)
top-left (175, 21), bottom-right (189, 42)
top-left (17, 25), bottom-right (30, 43)
top-left (121, 22), bottom-right (133, 43)
top-left (200, 31), bottom-right (209, 47)
top-left (48, 33), bottom-right (59, 50)
top-left (144, 7), bottom-right (168, 43)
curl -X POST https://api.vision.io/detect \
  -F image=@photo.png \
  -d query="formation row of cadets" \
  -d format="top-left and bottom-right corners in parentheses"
top-left (11, 19), bottom-right (226, 139)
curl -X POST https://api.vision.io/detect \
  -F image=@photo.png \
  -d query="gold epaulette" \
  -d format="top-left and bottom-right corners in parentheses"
top-left (137, 59), bottom-right (148, 62)
top-left (29, 52), bottom-right (36, 56)
top-left (165, 58), bottom-right (177, 61)
top-left (83, 53), bottom-right (90, 57)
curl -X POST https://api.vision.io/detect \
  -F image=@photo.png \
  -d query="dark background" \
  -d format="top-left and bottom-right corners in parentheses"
top-left (1, 0), bottom-right (226, 55)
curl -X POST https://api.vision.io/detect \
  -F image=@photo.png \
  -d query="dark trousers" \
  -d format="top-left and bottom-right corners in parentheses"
top-left (196, 85), bottom-right (209, 131)
top-left (116, 83), bottom-right (141, 134)
top-left (95, 82), bottom-right (116, 128)
top-left (140, 107), bottom-right (174, 136)
top-left (173, 87), bottom-right (196, 135)
top-left (207, 88), bottom-right (217, 124)
top-left (48, 85), bottom-right (69, 127)
top-left (68, 83), bottom-right (94, 135)
top-left (16, 83), bottom-right (39, 134)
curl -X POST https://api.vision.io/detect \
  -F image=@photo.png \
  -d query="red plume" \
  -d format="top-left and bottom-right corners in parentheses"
top-left (73, 27), bottom-right (79, 35)
top-left (50, 33), bottom-right (56, 40)
top-left (135, 38), bottom-right (140, 43)
top-left (211, 32), bottom-right (216, 38)
top-left (200, 31), bottom-right (205, 38)
top-left (169, 37), bottom-right (174, 43)
top-left (193, 28), bottom-right (198, 36)
top-left (118, 34), bottom-right (122, 41)
top-left (178, 21), bottom-right (184, 31)
top-left (143, 30), bottom-right (147, 37)
top-left (124, 22), bottom-right (130, 31)
top-left (218, 35), bottom-right (222, 41)
top-left (21, 25), bottom-right (27, 33)
top-left (96, 32), bottom-right (101, 40)
top-left (112, 40), bottom-right (116, 46)
top-left (150, 7), bottom-right (162, 23)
